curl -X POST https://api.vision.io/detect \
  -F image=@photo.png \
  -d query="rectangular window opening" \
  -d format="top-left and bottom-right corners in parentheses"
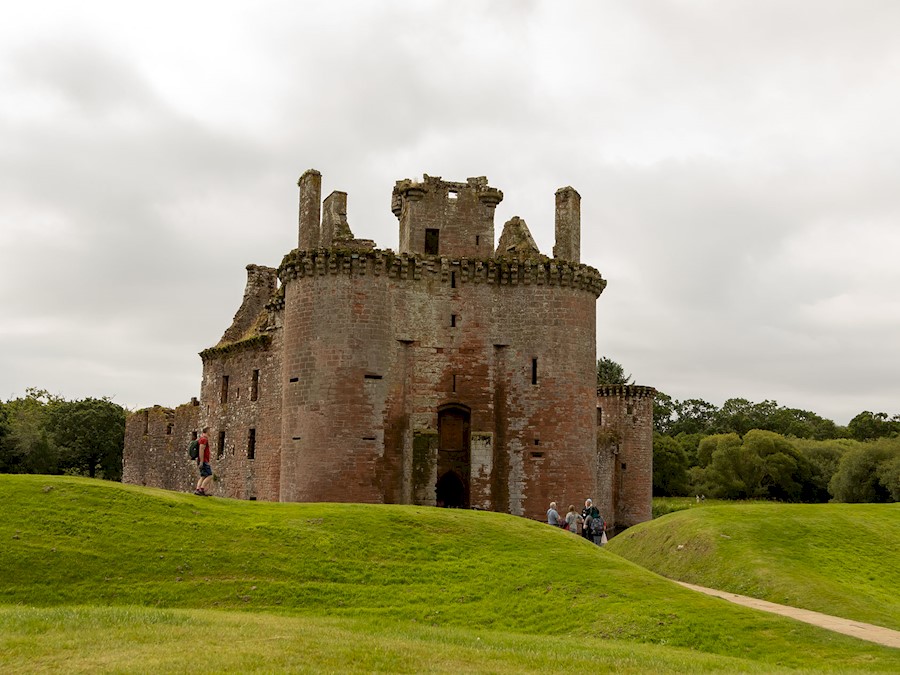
top-left (621, 462), bottom-right (627, 471)
top-left (534, 438), bottom-right (540, 445)
top-left (425, 228), bottom-right (440, 255)
top-left (531, 358), bottom-right (538, 385)
top-left (531, 451), bottom-right (544, 459)
top-left (289, 377), bottom-right (299, 383)
top-left (448, 190), bottom-right (458, 200)
top-left (597, 406), bottom-right (603, 426)
top-left (452, 374), bottom-right (457, 392)
top-left (451, 314), bottom-right (457, 327)
top-left (362, 436), bottom-right (377, 441)
top-left (217, 431), bottom-right (226, 460)
top-left (220, 375), bottom-right (229, 404)
top-left (247, 428), bottom-right (256, 460)
top-left (166, 423), bottom-right (173, 435)
top-left (251, 369), bottom-right (259, 401)
top-left (475, 234), bottom-right (480, 246)
top-left (451, 271), bottom-right (456, 288)
top-left (364, 373), bottom-right (383, 380)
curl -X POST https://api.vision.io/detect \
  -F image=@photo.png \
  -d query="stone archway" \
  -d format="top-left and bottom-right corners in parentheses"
top-left (436, 405), bottom-right (470, 508)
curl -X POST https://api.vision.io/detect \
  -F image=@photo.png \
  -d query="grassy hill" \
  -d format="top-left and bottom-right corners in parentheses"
top-left (1, 475), bottom-right (898, 673)
top-left (607, 502), bottom-right (900, 631)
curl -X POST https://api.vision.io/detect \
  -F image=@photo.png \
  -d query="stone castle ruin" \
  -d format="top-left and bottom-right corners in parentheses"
top-left (123, 171), bottom-right (655, 528)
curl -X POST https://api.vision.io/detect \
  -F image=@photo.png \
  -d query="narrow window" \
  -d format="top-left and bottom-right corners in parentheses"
top-left (475, 235), bottom-right (480, 246)
top-left (166, 423), bottom-right (173, 435)
top-left (425, 228), bottom-right (440, 255)
top-left (452, 374), bottom-right (457, 392)
top-left (451, 314), bottom-right (457, 327)
top-left (451, 271), bottom-right (456, 288)
top-left (597, 406), bottom-right (603, 426)
top-left (534, 438), bottom-right (540, 445)
top-left (531, 358), bottom-right (538, 385)
top-left (531, 451), bottom-right (544, 458)
top-left (247, 428), bottom-right (256, 460)
top-left (251, 369), bottom-right (259, 401)
top-left (621, 462), bottom-right (627, 471)
top-left (289, 377), bottom-right (299, 383)
top-left (217, 431), bottom-right (226, 459)
top-left (220, 375), bottom-right (229, 403)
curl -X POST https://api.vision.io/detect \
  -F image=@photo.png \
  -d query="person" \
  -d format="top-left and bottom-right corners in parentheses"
top-left (194, 427), bottom-right (213, 496)
top-left (589, 510), bottom-right (607, 545)
top-left (581, 498), bottom-right (599, 540)
top-left (565, 505), bottom-right (580, 533)
top-left (547, 501), bottom-right (561, 527)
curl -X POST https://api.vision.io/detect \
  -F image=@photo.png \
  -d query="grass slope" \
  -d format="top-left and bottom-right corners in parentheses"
top-left (608, 502), bottom-right (900, 631)
top-left (1, 475), bottom-right (898, 673)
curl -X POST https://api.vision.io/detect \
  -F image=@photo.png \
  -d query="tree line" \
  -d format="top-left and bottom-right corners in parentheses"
top-left (0, 389), bottom-right (126, 481)
top-left (597, 358), bottom-right (900, 504)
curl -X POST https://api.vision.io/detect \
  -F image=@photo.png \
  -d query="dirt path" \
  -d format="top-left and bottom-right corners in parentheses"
top-left (674, 581), bottom-right (900, 649)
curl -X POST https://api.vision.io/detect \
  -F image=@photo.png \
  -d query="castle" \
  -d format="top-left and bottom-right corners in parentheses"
top-left (123, 171), bottom-right (655, 528)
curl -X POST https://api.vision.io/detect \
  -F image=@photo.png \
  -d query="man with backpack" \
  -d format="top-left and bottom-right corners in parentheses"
top-left (194, 427), bottom-right (213, 496)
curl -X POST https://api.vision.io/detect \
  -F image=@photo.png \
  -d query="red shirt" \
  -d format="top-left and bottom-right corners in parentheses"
top-left (198, 434), bottom-right (210, 463)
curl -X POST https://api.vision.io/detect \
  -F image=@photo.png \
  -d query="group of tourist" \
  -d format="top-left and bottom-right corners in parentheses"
top-left (547, 498), bottom-right (607, 545)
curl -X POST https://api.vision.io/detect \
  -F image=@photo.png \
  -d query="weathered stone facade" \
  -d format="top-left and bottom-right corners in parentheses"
top-left (123, 172), bottom-right (654, 528)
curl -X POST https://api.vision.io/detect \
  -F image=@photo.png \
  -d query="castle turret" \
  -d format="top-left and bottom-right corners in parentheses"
top-left (392, 175), bottom-right (503, 257)
top-left (596, 384), bottom-right (655, 529)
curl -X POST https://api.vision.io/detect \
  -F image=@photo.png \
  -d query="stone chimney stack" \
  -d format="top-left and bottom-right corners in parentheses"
top-left (552, 186), bottom-right (581, 263)
top-left (298, 169), bottom-right (322, 250)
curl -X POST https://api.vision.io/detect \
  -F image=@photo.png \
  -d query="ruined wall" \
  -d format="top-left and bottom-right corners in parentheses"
top-left (393, 176), bottom-right (502, 258)
top-left (122, 400), bottom-right (200, 491)
top-left (596, 385), bottom-right (655, 529)
top-left (198, 328), bottom-right (283, 500)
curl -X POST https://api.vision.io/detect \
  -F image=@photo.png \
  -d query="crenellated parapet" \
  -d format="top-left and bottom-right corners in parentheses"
top-left (596, 384), bottom-right (657, 400)
top-left (278, 247), bottom-right (607, 296)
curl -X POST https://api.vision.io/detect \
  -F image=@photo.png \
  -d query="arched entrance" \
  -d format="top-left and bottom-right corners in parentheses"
top-left (436, 405), bottom-right (470, 508)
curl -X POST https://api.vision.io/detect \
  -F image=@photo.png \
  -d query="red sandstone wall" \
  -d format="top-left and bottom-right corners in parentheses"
top-left (278, 251), bottom-right (600, 520)
top-left (596, 385), bottom-right (655, 529)
top-left (123, 401), bottom-right (199, 492)
top-left (199, 331), bottom-right (283, 499)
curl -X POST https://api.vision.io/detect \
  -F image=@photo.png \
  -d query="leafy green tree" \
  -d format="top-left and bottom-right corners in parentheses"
top-left (697, 433), bottom-right (741, 468)
top-left (596, 357), bottom-right (632, 386)
top-left (653, 391), bottom-right (676, 435)
top-left (829, 440), bottom-right (896, 502)
top-left (652, 434), bottom-right (690, 496)
top-left (742, 430), bottom-right (812, 502)
top-left (2, 389), bottom-right (60, 474)
top-left (847, 411), bottom-right (899, 441)
top-left (793, 438), bottom-right (855, 502)
top-left (46, 398), bottom-right (126, 480)
top-left (671, 398), bottom-right (718, 436)
top-left (877, 453), bottom-right (900, 502)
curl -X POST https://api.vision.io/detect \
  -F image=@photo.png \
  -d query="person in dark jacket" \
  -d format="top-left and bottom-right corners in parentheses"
top-left (581, 498), bottom-right (599, 539)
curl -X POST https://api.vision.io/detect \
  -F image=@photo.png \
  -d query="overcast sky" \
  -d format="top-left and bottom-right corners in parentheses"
top-left (2, 1), bottom-right (899, 425)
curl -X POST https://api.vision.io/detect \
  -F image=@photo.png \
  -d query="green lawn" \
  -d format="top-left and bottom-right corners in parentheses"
top-left (1, 475), bottom-right (897, 673)
top-left (609, 502), bottom-right (900, 631)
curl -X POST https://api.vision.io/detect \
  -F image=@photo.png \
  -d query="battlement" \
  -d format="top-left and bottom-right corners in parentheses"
top-left (278, 247), bottom-right (607, 296)
top-left (597, 384), bottom-right (658, 399)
